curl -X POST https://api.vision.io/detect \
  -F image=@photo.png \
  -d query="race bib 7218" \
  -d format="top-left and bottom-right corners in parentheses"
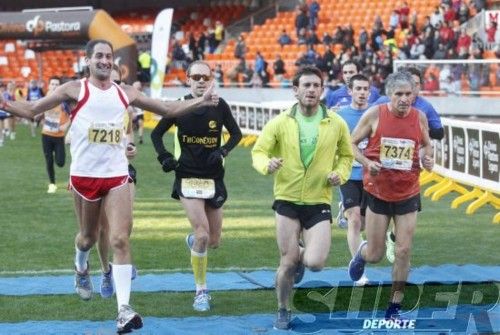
top-left (88, 123), bottom-right (122, 145)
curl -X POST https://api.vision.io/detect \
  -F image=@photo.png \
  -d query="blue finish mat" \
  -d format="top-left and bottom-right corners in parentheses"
top-left (1, 305), bottom-right (499, 334)
top-left (0, 264), bottom-right (498, 296)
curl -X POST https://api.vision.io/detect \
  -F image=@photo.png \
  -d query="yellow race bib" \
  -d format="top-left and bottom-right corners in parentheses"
top-left (380, 137), bottom-right (415, 171)
top-left (88, 123), bottom-right (122, 145)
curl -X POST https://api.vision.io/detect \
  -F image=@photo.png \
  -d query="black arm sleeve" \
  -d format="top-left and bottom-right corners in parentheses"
top-left (151, 117), bottom-right (175, 156)
top-left (429, 127), bottom-right (444, 140)
top-left (220, 99), bottom-right (242, 153)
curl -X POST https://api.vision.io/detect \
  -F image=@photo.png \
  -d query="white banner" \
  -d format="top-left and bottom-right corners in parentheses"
top-left (150, 8), bottom-right (173, 99)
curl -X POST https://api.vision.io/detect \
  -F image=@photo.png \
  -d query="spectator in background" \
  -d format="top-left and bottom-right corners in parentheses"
top-left (457, 2), bottom-right (470, 24)
top-left (442, 3), bottom-right (456, 23)
top-left (27, 79), bottom-right (45, 137)
top-left (273, 54), bottom-right (286, 82)
top-left (214, 63), bottom-right (224, 87)
top-left (456, 28), bottom-right (472, 54)
top-left (228, 57), bottom-right (246, 85)
top-left (439, 65), bottom-right (454, 93)
top-left (189, 33), bottom-right (199, 61)
top-left (469, 64), bottom-right (481, 96)
top-left (410, 37), bottom-right (426, 59)
top-left (295, 5), bottom-right (309, 37)
top-left (207, 27), bottom-right (217, 54)
top-left (306, 28), bottom-right (320, 46)
top-left (138, 50), bottom-right (151, 83)
top-left (359, 27), bottom-right (369, 51)
top-left (309, 0), bottom-right (320, 30)
top-left (389, 10), bottom-right (400, 30)
top-left (172, 42), bottom-right (188, 69)
top-left (439, 21), bottom-right (454, 48)
top-left (433, 42), bottom-right (448, 59)
top-left (278, 29), bottom-right (292, 47)
top-left (297, 28), bottom-right (308, 45)
top-left (234, 34), bottom-right (246, 59)
top-left (430, 6), bottom-right (444, 28)
top-left (214, 20), bottom-right (225, 51)
top-left (2, 82), bottom-right (16, 140)
top-left (423, 72), bottom-right (439, 93)
top-left (398, 1), bottom-right (410, 29)
top-left (242, 64), bottom-right (254, 85)
top-left (197, 32), bottom-right (207, 58)
top-left (332, 26), bottom-right (345, 44)
top-left (322, 32), bottom-right (333, 47)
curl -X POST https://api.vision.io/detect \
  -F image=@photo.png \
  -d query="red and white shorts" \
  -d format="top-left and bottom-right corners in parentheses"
top-left (70, 175), bottom-right (128, 201)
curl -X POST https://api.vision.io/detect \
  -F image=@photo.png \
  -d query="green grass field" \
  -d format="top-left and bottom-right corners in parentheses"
top-left (0, 125), bottom-right (498, 322)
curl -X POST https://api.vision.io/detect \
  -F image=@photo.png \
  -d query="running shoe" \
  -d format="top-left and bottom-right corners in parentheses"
top-left (116, 304), bottom-right (143, 334)
top-left (193, 290), bottom-right (211, 312)
top-left (273, 308), bottom-right (291, 330)
top-left (74, 265), bottom-right (93, 300)
top-left (47, 183), bottom-right (57, 194)
top-left (100, 265), bottom-right (113, 298)
top-left (385, 302), bottom-right (403, 320)
top-left (348, 240), bottom-right (367, 281)
top-left (385, 231), bottom-right (396, 263)
top-left (336, 201), bottom-right (348, 229)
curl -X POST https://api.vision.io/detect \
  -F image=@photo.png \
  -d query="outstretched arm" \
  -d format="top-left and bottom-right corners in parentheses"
top-left (128, 82), bottom-right (219, 118)
top-left (0, 81), bottom-right (79, 119)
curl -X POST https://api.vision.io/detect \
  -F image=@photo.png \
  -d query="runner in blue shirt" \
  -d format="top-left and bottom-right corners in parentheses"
top-left (325, 60), bottom-right (380, 108)
top-left (337, 74), bottom-right (372, 286)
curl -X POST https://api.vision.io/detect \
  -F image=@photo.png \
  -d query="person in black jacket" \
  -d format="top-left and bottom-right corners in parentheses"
top-left (151, 60), bottom-right (242, 312)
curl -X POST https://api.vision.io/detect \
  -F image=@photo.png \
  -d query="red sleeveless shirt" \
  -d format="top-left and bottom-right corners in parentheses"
top-left (363, 104), bottom-right (422, 202)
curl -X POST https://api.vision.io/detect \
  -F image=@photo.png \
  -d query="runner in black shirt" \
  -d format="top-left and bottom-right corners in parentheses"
top-left (151, 60), bottom-right (242, 312)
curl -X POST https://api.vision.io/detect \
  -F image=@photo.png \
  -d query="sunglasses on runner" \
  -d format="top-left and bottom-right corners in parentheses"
top-left (189, 74), bottom-right (211, 81)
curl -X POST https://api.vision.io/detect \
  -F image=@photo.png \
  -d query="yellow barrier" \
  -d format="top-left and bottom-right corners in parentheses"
top-left (421, 171), bottom-right (499, 224)
top-left (451, 187), bottom-right (484, 209)
top-left (419, 171), bottom-right (443, 186)
top-left (431, 179), bottom-right (469, 201)
top-left (466, 191), bottom-right (500, 215)
top-left (423, 178), bottom-right (450, 198)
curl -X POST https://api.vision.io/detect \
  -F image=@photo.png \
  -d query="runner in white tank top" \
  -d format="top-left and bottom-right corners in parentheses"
top-left (69, 78), bottom-right (129, 178)
top-left (0, 39), bottom-right (220, 334)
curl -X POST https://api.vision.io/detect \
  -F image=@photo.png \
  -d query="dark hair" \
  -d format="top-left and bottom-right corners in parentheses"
top-left (341, 60), bottom-right (360, 72)
top-left (85, 39), bottom-right (113, 58)
top-left (292, 65), bottom-right (323, 87)
top-left (400, 67), bottom-right (422, 83)
top-left (348, 74), bottom-right (369, 89)
top-left (48, 76), bottom-right (61, 83)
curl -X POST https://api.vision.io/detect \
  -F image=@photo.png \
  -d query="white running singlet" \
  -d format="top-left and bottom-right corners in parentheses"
top-left (69, 79), bottom-right (129, 177)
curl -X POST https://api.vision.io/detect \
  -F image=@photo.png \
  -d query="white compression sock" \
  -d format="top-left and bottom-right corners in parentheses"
top-left (113, 264), bottom-right (132, 310)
